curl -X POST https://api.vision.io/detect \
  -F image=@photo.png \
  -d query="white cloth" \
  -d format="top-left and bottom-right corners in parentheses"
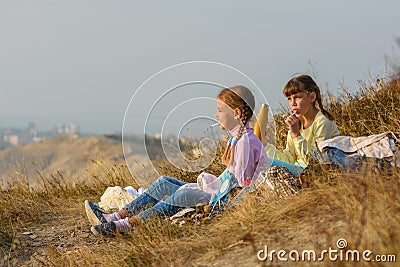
top-left (317, 131), bottom-right (398, 159)
top-left (98, 186), bottom-right (140, 212)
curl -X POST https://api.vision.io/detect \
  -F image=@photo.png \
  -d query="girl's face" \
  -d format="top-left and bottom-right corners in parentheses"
top-left (286, 91), bottom-right (316, 117)
top-left (215, 99), bottom-right (240, 131)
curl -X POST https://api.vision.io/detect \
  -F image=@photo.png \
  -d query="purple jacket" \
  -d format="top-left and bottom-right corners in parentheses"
top-left (228, 124), bottom-right (269, 186)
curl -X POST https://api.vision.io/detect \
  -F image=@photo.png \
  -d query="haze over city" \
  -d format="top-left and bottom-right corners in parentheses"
top-left (1, 0), bottom-right (399, 135)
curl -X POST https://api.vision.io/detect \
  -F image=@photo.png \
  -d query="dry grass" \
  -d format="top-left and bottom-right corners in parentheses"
top-left (327, 74), bottom-right (400, 137)
top-left (1, 72), bottom-right (400, 266)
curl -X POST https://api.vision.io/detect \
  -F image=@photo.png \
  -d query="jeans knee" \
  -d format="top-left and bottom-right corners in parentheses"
top-left (138, 201), bottom-right (179, 221)
top-left (156, 176), bottom-right (172, 184)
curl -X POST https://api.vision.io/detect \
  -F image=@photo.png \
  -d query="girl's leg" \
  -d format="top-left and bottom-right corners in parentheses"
top-left (91, 184), bottom-right (210, 236)
top-left (123, 176), bottom-right (187, 217)
top-left (137, 185), bottom-right (212, 221)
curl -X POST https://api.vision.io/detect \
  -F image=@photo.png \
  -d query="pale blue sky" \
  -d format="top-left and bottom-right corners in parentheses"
top-left (1, 0), bottom-right (399, 134)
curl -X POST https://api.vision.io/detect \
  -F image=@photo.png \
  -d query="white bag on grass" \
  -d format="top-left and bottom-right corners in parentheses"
top-left (98, 186), bottom-right (137, 212)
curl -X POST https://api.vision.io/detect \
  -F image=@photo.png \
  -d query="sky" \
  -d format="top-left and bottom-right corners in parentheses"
top-left (1, 0), bottom-right (399, 135)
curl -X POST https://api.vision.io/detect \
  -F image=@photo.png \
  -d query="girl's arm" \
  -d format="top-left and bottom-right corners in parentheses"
top-left (291, 117), bottom-right (339, 160)
top-left (265, 116), bottom-right (339, 163)
top-left (232, 136), bottom-right (265, 186)
top-left (264, 133), bottom-right (297, 163)
top-left (232, 138), bottom-right (252, 187)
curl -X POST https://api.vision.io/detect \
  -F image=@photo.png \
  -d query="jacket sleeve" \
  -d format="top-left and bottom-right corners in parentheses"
top-left (232, 139), bottom-right (251, 186)
top-left (265, 116), bottom-right (339, 163)
top-left (292, 117), bottom-right (339, 159)
top-left (232, 135), bottom-right (264, 186)
top-left (265, 132), bottom-right (297, 163)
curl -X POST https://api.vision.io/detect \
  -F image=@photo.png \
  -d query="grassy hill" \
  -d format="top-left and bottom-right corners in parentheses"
top-left (1, 72), bottom-right (400, 266)
top-left (0, 135), bottom-right (150, 190)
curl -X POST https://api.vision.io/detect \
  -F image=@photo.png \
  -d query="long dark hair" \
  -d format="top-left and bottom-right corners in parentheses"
top-left (283, 74), bottom-right (334, 120)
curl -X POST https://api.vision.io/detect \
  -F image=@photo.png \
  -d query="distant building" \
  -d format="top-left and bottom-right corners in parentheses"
top-left (28, 122), bottom-right (38, 135)
top-left (57, 123), bottom-right (65, 134)
top-left (69, 123), bottom-right (79, 136)
top-left (0, 122), bottom-right (81, 150)
top-left (8, 135), bottom-right (19, 146)
top-left (55, 122), bottom-right (80, 136)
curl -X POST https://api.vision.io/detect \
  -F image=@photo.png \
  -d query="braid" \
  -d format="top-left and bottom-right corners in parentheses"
top-left (227, 120), bottom-right (246, 166)
top-left (222, 141), bottom-right (232, 166)
top-left (238, 116), bottom-right (247, 139)
top-left (316, 91), bottom-right (334, 120)
top-left (218, 85), bottom-right (254, 167)
top-left (241, 105), bottom-right (253, 125)
top-left (222, 116), bottom-right (248, 167)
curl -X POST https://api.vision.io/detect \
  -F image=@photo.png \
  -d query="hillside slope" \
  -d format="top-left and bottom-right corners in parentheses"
top-left (0, 135), bottom-right (129, 188)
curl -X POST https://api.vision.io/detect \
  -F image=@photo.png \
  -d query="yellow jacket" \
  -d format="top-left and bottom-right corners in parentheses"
top-left (265, 111), bottom-right (340, 167)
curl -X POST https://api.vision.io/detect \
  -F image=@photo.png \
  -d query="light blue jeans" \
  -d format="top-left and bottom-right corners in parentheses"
top-left (268, 157), bottom-right (305, 176)
top-left (124, 176), bottom-right (211, 221)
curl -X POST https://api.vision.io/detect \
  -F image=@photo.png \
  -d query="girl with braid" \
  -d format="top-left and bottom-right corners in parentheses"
top-left (265, 74), bottom-right (340, 176)
top-left (86, 85), bottom-right (269, 236)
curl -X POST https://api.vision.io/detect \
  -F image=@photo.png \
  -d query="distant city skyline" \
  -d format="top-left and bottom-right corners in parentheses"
top-left (1, 1), bottom-right (399, 134)
top-left (0, 122), bottom-right (80, 133)
top-left (0, 121), bottom-right (80, 149)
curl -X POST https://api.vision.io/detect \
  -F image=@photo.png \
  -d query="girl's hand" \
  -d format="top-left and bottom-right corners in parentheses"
top-left (285, 113), bottom-right (301, 138)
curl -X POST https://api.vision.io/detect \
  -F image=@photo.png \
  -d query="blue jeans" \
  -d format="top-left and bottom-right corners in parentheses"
top-left (268, 157), bottom-right (305, 176)
top-left (322, 147), bottom-right (362, 172)
top-left (124, 176), bottom-right (211, 221)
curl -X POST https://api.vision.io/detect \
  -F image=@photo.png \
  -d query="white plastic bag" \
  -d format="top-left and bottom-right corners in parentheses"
top-left (197, 172), bottom-right (221, 195)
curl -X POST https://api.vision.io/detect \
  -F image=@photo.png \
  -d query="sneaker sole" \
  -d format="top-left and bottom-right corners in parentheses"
top-left (90, 226), bottom-right (100, 237)
top-left (84, 200), bottom-right (102, 226)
